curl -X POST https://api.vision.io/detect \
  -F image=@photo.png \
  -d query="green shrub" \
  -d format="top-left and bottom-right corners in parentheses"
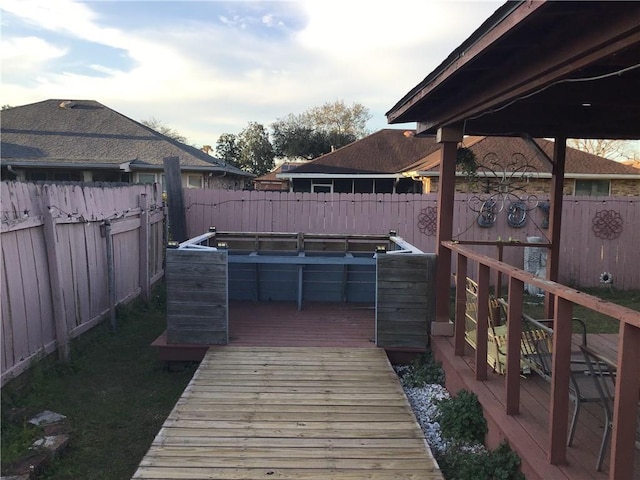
top-left (437, 441), bottom-right (525, 480)
top-left (400, 350), bottom-right (445, 387)
top-left (437, 389), bottom-right (487, 445)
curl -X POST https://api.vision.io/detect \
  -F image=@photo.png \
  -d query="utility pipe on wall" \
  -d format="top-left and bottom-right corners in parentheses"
top-left (102, 220), bottom-right (117, 332)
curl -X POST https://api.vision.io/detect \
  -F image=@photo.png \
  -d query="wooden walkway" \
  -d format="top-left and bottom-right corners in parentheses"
top-left (133, 347), bottom-right (443, 480)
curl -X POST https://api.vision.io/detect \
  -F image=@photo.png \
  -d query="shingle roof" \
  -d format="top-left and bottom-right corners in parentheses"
top-left (419, 136), bottom-right (640, 176)
top-left (1, 99), bottom-right (251, 177)
top-left (255, 162), bottom-right (308, 182)
top-left (285, 129), bottom-right (440, 174)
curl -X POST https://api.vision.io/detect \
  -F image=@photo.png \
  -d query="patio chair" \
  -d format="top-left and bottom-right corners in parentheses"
top-left (463, 277), bottom-right (508, 374)
top-left (463, 278), bottom-right (530, 375)
top-left (520, 315), bottom-right (604, 447)
top-left (579, 344), bottom-right (640, 471)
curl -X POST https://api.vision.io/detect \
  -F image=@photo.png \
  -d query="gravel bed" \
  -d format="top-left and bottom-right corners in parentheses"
top-left (394, 365), bottom-right (486, 458)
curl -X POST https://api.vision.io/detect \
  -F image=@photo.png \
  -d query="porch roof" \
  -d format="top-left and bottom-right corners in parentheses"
top-left (386, 1), bottom-right (640, 140)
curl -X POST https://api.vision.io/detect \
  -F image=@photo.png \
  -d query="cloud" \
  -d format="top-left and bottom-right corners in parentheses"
top-left (0, 0), bottom-right (504, 147)
top-left (1, 36), bottom-right (67, 73)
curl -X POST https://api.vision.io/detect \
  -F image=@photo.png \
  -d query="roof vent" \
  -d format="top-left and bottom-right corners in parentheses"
top-left (59, 100), bottom-right (76, 109)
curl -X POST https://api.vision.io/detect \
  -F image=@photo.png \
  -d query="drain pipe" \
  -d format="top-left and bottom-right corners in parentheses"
top-left (101, 220), bottom-right (117, 331)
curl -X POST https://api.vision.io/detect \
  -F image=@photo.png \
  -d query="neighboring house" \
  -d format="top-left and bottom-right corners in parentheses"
top-left (1, 99), bottom-right (253, 190)
top-left (277, 129), bottom-right (441, 193)
top-left (408, 136), bottom-right (640, 196)
top-left (254, 162), bottom-right (309, 191)
top-left (279, 130), bottom-right (640, 196)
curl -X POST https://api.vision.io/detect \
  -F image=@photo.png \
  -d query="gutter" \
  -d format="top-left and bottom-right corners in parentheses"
top-left (410, 171), bottom-right (640, 180)
top-left (130, 164), bottom-right (254, 177)
top-left (278, 173), bottom-right (403, 180)
top-left (2, 161), bottom-right (123, 170)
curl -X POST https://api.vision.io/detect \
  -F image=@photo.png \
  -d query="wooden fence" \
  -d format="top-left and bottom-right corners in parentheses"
top-left (1, 182), bottom-right (165, 385)
top-left (184, 190), bottom-right (640, 290)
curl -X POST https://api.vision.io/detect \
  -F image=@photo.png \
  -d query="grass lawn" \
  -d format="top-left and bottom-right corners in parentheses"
top-left (521, 287), bottom-right (640, 333)
top-left (1, 284), bottom-right (197, 480)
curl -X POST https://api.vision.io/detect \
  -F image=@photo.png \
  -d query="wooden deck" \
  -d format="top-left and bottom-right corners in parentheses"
top-left (133, 346), bottom-right (443, 480)
top-left (229, 301), bottom-right (376, 347)
top-left (432, 333), bottom-right (639, 480)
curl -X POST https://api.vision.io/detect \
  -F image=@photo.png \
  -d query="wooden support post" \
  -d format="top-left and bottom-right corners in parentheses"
top-left (433, 126), bottom-right (462, 336)
top-left (297, 257), bottom-right (304, 311)
top-left (545, 137), bottom-right (566, 318)
top-left (610, 322), bottom-right (640, 480)
top-left (505, 276), bottom-right (523, 415)
top-left (138, 193), bottom-right (150, 302)
top-left (41, 187), bottom-right (70, 361)
top-left (163, 156), bottom-right (188, 243)
top-left (454, 254), bottom-right (467, 356)
top-left (341, 265), bottom-right (348, 303)
top-left (496, 243), bottom-right (504, 297)
top-left (475, 263), bottom-right (490, 381)
top-left (548, 296), bottom-right (572, 465)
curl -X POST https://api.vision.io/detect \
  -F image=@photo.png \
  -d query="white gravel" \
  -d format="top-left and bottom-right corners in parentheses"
top-left (404, 384), bottom-right (450, 454)
top-left (394, 366), bottom-right (486, 457)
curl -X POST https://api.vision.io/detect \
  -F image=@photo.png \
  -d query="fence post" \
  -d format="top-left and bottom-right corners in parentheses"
top-left (163, 156), bottom-right (188, 242)
top-left (40, 186), bottom-right (70, 361)
top-left (139, 192), bottom-right (150, 302)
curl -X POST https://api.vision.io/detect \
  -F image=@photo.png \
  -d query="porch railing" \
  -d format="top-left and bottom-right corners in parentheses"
top-left (443, 240), bottom-right (640, 480)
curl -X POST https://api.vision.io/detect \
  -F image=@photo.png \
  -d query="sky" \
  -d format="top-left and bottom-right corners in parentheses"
top-left (1, 0), bottom-right (506, 148)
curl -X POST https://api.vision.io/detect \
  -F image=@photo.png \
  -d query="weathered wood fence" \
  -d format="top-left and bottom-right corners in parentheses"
top-left (1, 182), bottom-right (165, 385)
top-left (184, 190), bottom-right (640, 290)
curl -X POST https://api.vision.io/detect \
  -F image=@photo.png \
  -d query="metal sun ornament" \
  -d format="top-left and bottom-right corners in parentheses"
top-left (466, 152), bottom-right (540, 228)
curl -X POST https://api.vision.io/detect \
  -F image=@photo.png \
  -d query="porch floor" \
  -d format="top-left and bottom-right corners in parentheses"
top-left (432, 334), bottom-right (639, 480)
top-left (133, 346), bottom-right (443, 479)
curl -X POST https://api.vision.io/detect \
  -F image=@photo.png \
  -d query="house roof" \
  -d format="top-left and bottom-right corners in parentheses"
top-left (281, 129), bottom-right (440, 175)
top-left (254, 162), bottom-right (309, 183)
top-left (414, 137), bottom-right (640, 177)
top-left (1, 99), bottom-right (252, 177)
top-left (386, 1), bottom-right (640, 140)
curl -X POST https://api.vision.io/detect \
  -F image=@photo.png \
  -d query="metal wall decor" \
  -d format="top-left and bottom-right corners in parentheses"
top-left (592, 209), bottom-right (623, 239)
top-left (507, 200), bottom-right (527, 228)
top-left (417, 206), bottom-right (438, 236)
top-left (467, 151), bottom-right (540, 228)
top-left (477, 199), bottom-right (497, 227)
top-left (537, 202), bottom-right (550, 229)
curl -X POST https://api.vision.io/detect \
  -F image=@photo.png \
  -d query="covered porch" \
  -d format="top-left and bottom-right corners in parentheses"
top-left (386, 2), bottom-right (640, 480)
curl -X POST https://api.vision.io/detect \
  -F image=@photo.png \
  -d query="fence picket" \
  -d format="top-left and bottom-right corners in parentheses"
top-left (183, 190), bottom-right (639, 290)
top-left (1, 182), bottom-right (163, 385)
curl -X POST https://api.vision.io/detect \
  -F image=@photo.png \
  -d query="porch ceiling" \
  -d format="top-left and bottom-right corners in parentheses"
top-left (386, 1), bottom-right (640, 140)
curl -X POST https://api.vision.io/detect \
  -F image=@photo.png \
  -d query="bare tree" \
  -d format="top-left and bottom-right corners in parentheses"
top-left (141, 117), bottom-right (188, 144)
top-left (567, 138), bottom-right (637, 161)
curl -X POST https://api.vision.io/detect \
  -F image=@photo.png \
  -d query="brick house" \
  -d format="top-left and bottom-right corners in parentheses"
top-left (277, 130), bottom-right (640, 195)
top-left (1, 99), bottom-right (253, 190)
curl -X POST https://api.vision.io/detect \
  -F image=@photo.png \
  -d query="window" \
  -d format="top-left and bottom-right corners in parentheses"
top-left (92, 171), bottom-right (129, 183)
top-left (353, 179), bottom-right (374, 193)
top-left (333, 179), bottom-right (353, 193)
top-left (138, 173), bottom-right (156, 184)
top-left (575, 179), bottom-right (610, 196)
top-left (312, 183), bottom-right (332, 193)
top-left (374, 179), bottom-right (394, 194)
top-left (293, 179), bottom-right (311, 192)
top-left (187, 174), bottom-right (202, 188)
top-left (28, 171), bottom-right (48, 181)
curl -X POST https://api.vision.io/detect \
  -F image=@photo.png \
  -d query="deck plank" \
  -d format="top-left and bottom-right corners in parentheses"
top-left (133, 347), bottom-right (443, 480)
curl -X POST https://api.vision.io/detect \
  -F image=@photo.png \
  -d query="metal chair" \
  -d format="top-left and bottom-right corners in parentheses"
top-left (579, 344), bottom-right (640, 471)
top-left (520, 316), bottom-right (603, 447)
